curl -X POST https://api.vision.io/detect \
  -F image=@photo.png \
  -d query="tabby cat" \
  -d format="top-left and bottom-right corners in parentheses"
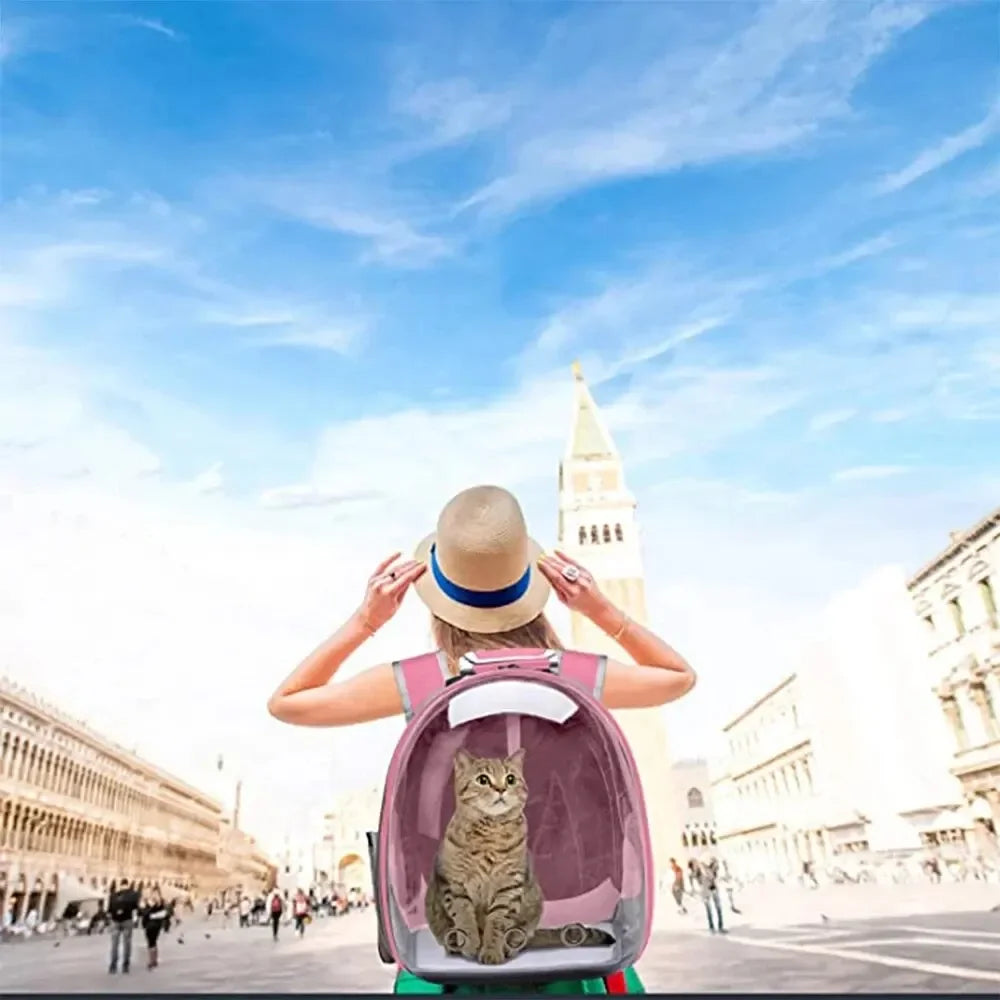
top-left (425, 747), bottom-right (614, 965)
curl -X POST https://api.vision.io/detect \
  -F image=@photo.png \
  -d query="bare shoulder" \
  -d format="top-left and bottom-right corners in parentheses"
top-left (601, 657), bottom-right (696, 710)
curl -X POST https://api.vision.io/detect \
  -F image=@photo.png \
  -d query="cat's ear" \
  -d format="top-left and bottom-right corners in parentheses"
top-left (454, 749), bottom-right (474, 774)
top-left (507, 748), bottom-right (526, 770)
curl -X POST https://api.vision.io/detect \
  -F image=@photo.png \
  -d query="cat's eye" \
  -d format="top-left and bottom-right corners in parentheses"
top-left (477, 774), bottom-right (489, 785)
top-left (505, 774), bottom-right (516, 786)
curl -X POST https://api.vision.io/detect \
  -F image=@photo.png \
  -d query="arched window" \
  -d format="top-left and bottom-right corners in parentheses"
top-left (614, 523), bottom-right (623, 541)
top-left (590, 526), bottom-right (599, 543)
top-left (687, 787), bottom-right (704, 809)
top-left (578, 526), bottom-right (587, 545)
top-left (602, 524), bottom-right (611, 542)
top-left (681, 832), bottom-right (689, 848)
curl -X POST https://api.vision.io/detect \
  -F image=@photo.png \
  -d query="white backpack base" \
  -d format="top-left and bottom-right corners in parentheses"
top-left (412, 922), bottom-right (618, 979)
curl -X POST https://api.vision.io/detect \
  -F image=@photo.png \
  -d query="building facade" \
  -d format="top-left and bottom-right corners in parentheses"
top-left (557, 363), bottom-right (681, 875)
top-left (0, 676), bottom-right (267, 923)
top-left (709, 675), bottom-right (827, 878)
top-left (670, 758), bottom-right (718, 852)
top-left (908, 506), bottom-right (1000, 854)
top-left (711, 567), bottom-right (966, 879)
top-left (276, 787), bottom-right (381, 898)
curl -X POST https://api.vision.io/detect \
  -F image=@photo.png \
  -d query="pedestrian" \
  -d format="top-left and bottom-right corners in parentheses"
top-left (108, 877), bottom-right (141, 974)
top-left (239, 895), bottom-right (251, 928)
top-left (293, 890), bottom-right (309, 936)
top-left (720, 860), bottom-right (742, 914)
top-left (268, 889), bottom-right (283, 941)
top-left (694, 855), bottom-right (726, 934)
top-left (669, 857), bottom-right (687, 914)
top-left (802, 859), bottom-right (819, 889)
top-left (140, 888), bottom-right (170, 970)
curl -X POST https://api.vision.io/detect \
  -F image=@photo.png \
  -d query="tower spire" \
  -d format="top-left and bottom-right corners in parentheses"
top-left (566, 362), bottom-right (618, 462)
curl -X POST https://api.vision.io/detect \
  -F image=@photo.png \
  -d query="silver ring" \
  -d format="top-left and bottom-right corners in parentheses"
top-left (561, 565), bottom-right (581, 583)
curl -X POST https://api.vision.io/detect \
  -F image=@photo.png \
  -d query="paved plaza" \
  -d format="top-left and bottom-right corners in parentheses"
top-left (3, 883), bottom-right (999, 993)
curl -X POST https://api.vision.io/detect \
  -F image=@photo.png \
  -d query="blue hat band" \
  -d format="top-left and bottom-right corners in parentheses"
top-left (430, 544), bottom-right (532, 609)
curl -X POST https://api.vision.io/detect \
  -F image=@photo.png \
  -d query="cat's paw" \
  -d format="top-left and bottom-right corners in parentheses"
top-left (477, 943), bottom-right (508, 965)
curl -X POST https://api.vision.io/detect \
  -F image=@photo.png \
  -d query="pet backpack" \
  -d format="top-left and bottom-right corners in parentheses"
top-left (370, 648), bottom-right (655, 987)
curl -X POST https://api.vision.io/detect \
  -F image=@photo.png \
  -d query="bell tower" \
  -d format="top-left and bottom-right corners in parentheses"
top-left (557, 362), bottom-right (681, 879)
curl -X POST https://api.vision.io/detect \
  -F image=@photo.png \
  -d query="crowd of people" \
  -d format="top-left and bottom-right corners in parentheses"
top-left (202, 885), bottom-right (371, 942)
top-left (668, 854), bottom-right (742, 934)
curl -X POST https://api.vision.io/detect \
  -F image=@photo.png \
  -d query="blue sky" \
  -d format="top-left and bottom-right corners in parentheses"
top-left (2, 1), bottom-right (998, 843)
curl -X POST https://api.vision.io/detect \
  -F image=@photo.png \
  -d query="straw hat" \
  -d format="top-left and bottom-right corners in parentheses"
top-left (413, 485), bottom-right (551, 633)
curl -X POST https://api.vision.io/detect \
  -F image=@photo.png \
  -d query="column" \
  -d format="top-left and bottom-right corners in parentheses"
top-left (939, 693), bottom-right (968, 750)
top-left (969, 679), bottom-right (999, 742)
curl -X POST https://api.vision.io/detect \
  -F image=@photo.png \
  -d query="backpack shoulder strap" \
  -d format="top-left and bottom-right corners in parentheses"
top-left (392, 650), bottom-right (450, 721)
top-left (558, 650), bottom-right (608, 701)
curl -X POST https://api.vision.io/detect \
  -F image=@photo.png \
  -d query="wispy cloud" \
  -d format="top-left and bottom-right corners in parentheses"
top-left (202, 304), bottom-right (367, 354)
top-left (190, 462), bottom-right (224, 495)
top-left (809, 408), bottom-right (857, 432)
top-left (878, 101), bottom-right (1000, 194)
top-left (833, 465), bottom-right (909, 482)
top-left (117, 16), bottom-right (181, 42)
top-left (812, 234), bottom-right (897, 273)
top-left (451, 1), bottom-right (935, 216)
top-left (234, 179), bottom-right (452, 267)
top-left (259, 485), bottom-right (383, 510)
top-left (396, 77), bottom-right (512, 148)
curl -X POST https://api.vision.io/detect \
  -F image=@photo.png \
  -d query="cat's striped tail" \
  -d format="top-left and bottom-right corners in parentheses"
top-left (526, 923), bottom-right (615, 949)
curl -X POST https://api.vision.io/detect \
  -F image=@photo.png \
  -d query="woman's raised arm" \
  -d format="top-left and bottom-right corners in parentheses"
top-left (266, 554), bottom-right (425, 727)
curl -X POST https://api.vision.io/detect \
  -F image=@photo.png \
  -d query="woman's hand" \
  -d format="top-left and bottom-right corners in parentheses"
top-left (538, 549), bottom-right (619, 629)
top-left (356, 552), bottom-right (427, 633)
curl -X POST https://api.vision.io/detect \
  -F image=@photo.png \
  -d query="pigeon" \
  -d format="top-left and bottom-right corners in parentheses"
top-left (821, 914), bottom-right (830, 923)
top-left (177, 936), bottom-right (185, 945)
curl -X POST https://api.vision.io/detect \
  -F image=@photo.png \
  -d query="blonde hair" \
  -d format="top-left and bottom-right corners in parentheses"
top-left (432, 613), bottom-right (564, 674)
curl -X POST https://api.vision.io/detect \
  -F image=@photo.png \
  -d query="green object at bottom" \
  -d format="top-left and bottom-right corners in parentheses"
top-left (394, 967), bottom-right (645, 995)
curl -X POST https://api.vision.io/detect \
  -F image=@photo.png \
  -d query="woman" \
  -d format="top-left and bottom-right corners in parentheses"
top-left (268, 485), bottom-right (697, 993)
top-left (140, 887), bottom-right (170, 970)
top-left (292, 890), bottom-right (310, 937)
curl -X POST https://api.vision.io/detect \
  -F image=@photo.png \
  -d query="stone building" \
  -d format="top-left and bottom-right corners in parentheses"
top-left (709, 674), bottom-right (826, 878)
top-left (0, 676), bottom-right (267, 922)
top-left (322, 786), bottom-right (381, 891)
top-left (670, 758), bottom-right (717, 853)
top-left (908, 506), bottom-right (1000, 853)
top-left (711, 568), bottom-right (964, 879)
top-left (557, 363), bottom-right (681, 873)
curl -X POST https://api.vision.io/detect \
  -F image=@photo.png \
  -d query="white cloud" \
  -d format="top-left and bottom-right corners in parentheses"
top-left (237, 178), bottom-right (452, 267)
top-left (118, 16), bottom-right (181, 41)
top-left (813, 234), bottom-right (897, 272)
top-left (454, 2), bottom-right (934, 216)
top-left (397, 77), bottom-right (512, 146)
top-left (878, 101), bottom-right (1000, 194)
top-left (190, 462), bottom-right (225, 495)
top-left (203, 304), bottom-right (367, 354)
top-left (809, 408), bottom-right (857, 432)
top-left (259, 485), bottom-right (383, 510)
top-left (833, 464), bottom-right (909, 482)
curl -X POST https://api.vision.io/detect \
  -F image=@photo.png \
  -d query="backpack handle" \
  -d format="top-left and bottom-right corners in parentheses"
top-left (393, 648), bottom-right (607, 722)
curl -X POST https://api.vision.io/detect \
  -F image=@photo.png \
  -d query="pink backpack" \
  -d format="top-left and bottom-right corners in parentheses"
top-left (371, 647), bottom-right (655, 986)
